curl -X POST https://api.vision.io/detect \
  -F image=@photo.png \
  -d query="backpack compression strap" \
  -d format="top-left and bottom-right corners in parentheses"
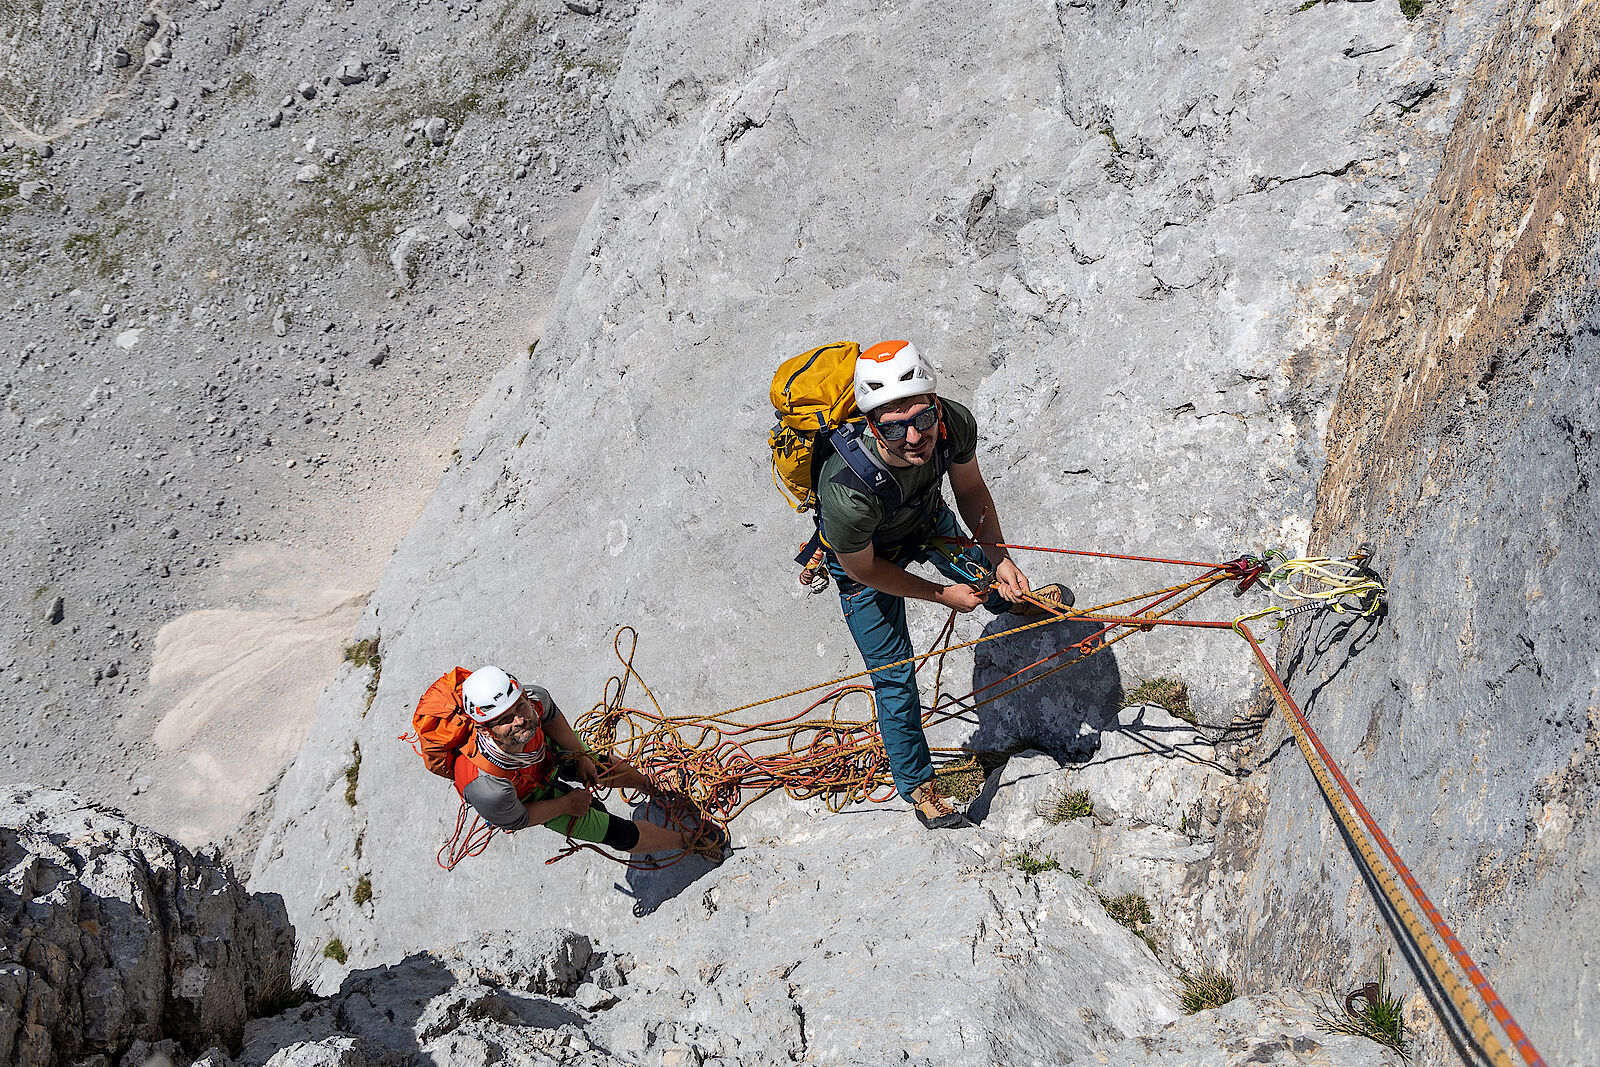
top-left (814, 422), bottom-right (954, 559)
top-left (827, 422), bottom-right (903, 513)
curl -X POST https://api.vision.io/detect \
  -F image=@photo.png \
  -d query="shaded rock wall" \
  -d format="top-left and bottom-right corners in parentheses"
top-left (1220, 2), bottom-right (1600, 1063)
top-left (0, 787), bottom-right (294, 1067)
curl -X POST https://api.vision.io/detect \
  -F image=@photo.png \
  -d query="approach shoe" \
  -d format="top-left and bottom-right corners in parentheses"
top-left (685, 819), bottom-right (731, 864)
top-left (1012, 582), bottom-right (1075, 619)
top-left (911, 781), bottom-right (972, 830)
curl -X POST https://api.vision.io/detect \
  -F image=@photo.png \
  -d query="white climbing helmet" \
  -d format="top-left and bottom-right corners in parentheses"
top-left (853, 340), bottom-right (937, 414)
top-left (461, 665), bottom-right (522, 724)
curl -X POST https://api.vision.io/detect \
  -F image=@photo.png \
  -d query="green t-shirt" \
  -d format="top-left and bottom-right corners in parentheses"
top-left (817, 398), bottom-right (978, 555)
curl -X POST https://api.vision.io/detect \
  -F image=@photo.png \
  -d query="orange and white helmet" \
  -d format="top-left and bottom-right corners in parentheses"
top-left (461, 666), bottom-right (522, 724)
top-left (853, 340), bottom-right (937, 414)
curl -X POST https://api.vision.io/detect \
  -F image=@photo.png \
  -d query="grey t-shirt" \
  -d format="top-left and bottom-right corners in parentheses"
top-left (462, 683), bottom-right (560, 832)
top-left (816, 398), bottom-right (979, 555)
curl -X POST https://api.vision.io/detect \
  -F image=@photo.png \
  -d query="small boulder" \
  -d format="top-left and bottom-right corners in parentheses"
top-left (389, 227), bottom-right (427, 287)
top-left (572, 982), bottom-right (617, 1011)
top-left (335, 56), bottom-right (368, 85)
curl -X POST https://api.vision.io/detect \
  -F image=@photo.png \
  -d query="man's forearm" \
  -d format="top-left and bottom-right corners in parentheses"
top-left (545, 712), bottom-right (586, 754)
top-left (843, 554), bottom-right (948, 603)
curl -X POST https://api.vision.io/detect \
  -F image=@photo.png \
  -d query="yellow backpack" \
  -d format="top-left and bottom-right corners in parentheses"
top-left (768, 341), bottom-right (863, 512)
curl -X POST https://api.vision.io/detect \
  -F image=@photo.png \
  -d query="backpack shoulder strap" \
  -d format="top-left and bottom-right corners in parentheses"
top-left (825, 423), bottom-right (903, 513)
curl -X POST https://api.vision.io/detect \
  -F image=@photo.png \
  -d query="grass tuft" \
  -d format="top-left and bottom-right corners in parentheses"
top-left (1399, 0), bottom-right (1424, 18)
top-left (255, 964), bottom-right (315, 1017)
top-left (1008, 853), bottom-right (1061, 876)
top-left (1046, 788), bottom-right (1094, 822)
top-left (344, 636), bottom-right (381, 712)
top-left (1180, 968), bottom-right (1237, 1013)
top-left (1316, 958), bottom-right (1408, 1057)
top-left (323, 937), bottom-right (348, 964)
top-left (1101, 892), bottom-right (1153, 930)
top-left (933, 759), bottom-right (985, 803)
top-left (343, 742), bottom-right (361, 806)
top-left (1122, 676), bottom-right (1194, 724)
top-left (353, 876), bottom-right (372, 906)
top-left (343, 637), bottom-right (380, 669)
top-left (1101, 891), bottom-right (1158, 956)
top-left (934, 740), bottom-right (1047, 803)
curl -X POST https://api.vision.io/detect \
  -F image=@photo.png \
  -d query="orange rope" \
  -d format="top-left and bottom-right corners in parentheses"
top-left (1236, 623), bottom-right (1544, 1067)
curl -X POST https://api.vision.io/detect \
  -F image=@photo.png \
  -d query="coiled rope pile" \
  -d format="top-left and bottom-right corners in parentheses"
top-left (573, 543), bottom-right (1270, 823)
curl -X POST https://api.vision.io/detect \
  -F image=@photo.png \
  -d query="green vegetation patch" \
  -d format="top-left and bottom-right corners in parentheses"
top-left (343, 742), bottom-right (361, 806)
top-left (61, 219), bottom-right (130, 279)
top-left (323, 937), bottom-right (348, 964)
top-left (1046, 788), bottom-right (1094, 822)
top-left (353, 876), bottom-right (372, 906)
top-left (1100, 892), bottom-right (1158, 954)
top-left (1101, 892), bottom-right (1153, 930)
top-left (1008, 853), bottom-right (1061, 876)
top-left (255, 969), bottom-right (315, 1017)
top-left (1399, 0), bottom-right (1424, 18)
top-left (933, 740), bottom-right (1047, 803)
top-left (933, 760), bottom-right (985, 803)
top-left (1122, 676), bottom-right (1194, 724)
top-left (345, 636), bottom-right (382, 711)
top-left (1180, 968), bottom-right (1237, 1013)
top-left (1316, 959), bottom-right (1408, 1057)
top-left (344, 637), bottom-right (380, 669)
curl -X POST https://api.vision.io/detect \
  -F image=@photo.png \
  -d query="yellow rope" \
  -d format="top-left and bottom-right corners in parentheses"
top-left (1239, 624), bottom-right (1519, 1067)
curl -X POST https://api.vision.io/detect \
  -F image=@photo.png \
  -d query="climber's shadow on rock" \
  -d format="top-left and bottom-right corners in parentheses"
top-left (961, 612), bottom-right (1123, 759)
top-left (618, 798), bottom-right (726, 918)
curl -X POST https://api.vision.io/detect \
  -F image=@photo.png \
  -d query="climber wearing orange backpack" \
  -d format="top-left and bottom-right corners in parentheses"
top-left (413, 666), bottom-right (725, 857)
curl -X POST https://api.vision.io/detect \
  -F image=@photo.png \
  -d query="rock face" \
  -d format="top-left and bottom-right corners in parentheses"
top-left (250, 0), bottom-right (1499, 936)
top-left (1096, 991), bottom-right (1403, 1067)
top-left (1, 781), bottom-right (1401, 1067)
top-left (0, 787), bottom-right (294, 1067)
top-left (1207, 4), bottom-right (1600, 1066)
top-left (216, 929), bottom-right (1397, 1067)
top-left (238, 0), bottom-right (1595, 1065)
top-left (251, 772), bottom-right (1398, 1067)
top-left (244, 0), bottom-right (1600, 1062)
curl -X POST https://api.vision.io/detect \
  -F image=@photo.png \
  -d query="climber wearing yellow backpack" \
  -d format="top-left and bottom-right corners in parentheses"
top-left (769, 340), bottom-right (1070, 829)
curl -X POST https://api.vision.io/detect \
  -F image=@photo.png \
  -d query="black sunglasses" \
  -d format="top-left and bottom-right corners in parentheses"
top-left (872, 401), bottom-right (940, 442)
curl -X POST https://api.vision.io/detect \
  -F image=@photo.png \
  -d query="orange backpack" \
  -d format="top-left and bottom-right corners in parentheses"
top-left (411, 667), bottom-right (474, 778)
